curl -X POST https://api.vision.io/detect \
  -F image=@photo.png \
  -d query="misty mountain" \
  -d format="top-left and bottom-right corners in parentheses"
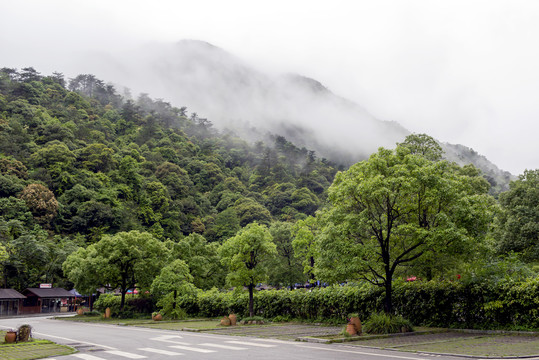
top-left (88, 40), bottom-right (408, 164)
top-left (83, 39), bottom-right (512, 189)
top-left (442, 143), bottom-right (515, 193)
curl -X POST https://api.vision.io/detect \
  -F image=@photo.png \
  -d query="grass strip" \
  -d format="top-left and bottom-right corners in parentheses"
top-left (0, 339), bottom-right (75, 360)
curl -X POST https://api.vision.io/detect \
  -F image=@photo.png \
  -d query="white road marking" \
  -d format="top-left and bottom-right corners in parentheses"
top-left (199, 343), bottom-right (248, 350)
top-left (138, 347), bottom-right (184, 355)
top-left (226, 340), bottom-right (276, 347)
top-left (31, 331), bottom-right (116, 350)
top-left (169, 345), bottom-right (217, 353)
top-left (73, 355), bottom-right (106, 360)
top-left (149, 334), bottom-right (183, 341)
top-left (105, 350), bottom-right (147, 358)
top-left (150, 334), bottom-right (191, 345)
top-left (297, 344), bottom-right (434, 359)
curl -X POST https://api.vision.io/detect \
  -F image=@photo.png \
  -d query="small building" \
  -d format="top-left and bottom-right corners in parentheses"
top-left (22, 288), bottom-right (75, 314)
top-left (0, 289), bottom-right (26, 316)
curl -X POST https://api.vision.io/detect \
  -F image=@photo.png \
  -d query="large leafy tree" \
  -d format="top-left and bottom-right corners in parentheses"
top-left (292, 216), bottom-right (321, 282)
top-left (63, 230), bottom-right (169, 310)
top-left (150, 259), bottom-right (196, 319)
top-left (267, 221), bottom-right (304, 288)
top-left (496, 169), bottom-right (539, 262)
top-left (316, 145), bottom-right (495, 313)
top-left (170, 233), bottom-right (224, 289)
top-left (219, 223), bottom-right (276, 317)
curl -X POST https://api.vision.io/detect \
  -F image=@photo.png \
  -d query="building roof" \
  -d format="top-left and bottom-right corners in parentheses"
top-left (23, 288), bottom-right (75, 298)
top-left (0, 289), bottom-right (26, 299)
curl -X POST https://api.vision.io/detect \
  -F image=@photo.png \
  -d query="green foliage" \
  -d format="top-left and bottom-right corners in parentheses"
top-left (267, 221), bottom-right (305, 287)
top-left (219, 223), bottom-right (277, 316)
top-left (169, 234), bottom-right (224, 289)
top-left (1, 67), bottom-right (536, 330)
top-left (317, 144), bottom-right (496, 312)
top-left (363, 312), bottom-right (413, 334)
top-left (83, 310), bottom-right (101, 316)
top-left (219, 223), bottom-right (276, 286)
top-left (178, 278), bottom-right (538, 329)
top-left (1, 68), bottom-right (339, 293)
top-left (241, 316), bottom-right (264, 322)
top-left (496, 169), bottom-right (539, 262)
top-left (63, 230), bottom-right (169, 309)
top-left (292, 216), bottom-right (320, 281)
top-left (150, 259), bottom-right (193, 300)
top-left (93, 294), bottom-right (121, 315)
top-left (155, 285), bottom-right (197, 320)
top-left (397, 133), bottom-right (443, 161)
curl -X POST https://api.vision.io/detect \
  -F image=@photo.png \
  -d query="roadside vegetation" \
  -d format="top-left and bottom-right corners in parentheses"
top-left (0, 330), bottom-right (75, 360)
top-left (0, 67), bottom-right (537, 336)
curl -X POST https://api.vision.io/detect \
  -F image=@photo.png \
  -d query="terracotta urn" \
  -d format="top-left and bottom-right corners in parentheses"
top-left (220, 316), bottom-right (231, 326)
top-left (349, 316), bottom-right (362, 334)
top-left (228, 313), bottom-right (237, 326)
top-left (346, 323), bottom-right (357, 336)
top-left (4, 331), bottom-right (16, 343)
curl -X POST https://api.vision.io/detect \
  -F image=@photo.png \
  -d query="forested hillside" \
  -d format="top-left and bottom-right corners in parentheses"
top-left (1, 67), bottom-right (537, 323)
top-left (0, 67), bottom-right (337, 290)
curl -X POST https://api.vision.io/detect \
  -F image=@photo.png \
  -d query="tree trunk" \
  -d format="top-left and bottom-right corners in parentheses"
top-left (120, 290), bottom-right (126, 311)
top-left (383, 281), bottom-right (392, 314)
top-left (309, 256), bottom-right (315, 280)
top-left (248, 283), bottom-right (254, 317)
top-left (383, 275), bottom-right (393, 314)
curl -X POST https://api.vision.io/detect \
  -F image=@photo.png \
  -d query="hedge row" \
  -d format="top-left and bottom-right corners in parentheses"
top-left (178, 277), bottom-right (538, 329)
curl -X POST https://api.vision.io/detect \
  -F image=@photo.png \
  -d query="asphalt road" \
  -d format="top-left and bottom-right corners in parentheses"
top-left (0, 316), bottom-right (467, 360)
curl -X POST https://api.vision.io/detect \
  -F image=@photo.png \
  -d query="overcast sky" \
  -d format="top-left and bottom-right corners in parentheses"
top-left (1, 0), bottom-right (538, 175)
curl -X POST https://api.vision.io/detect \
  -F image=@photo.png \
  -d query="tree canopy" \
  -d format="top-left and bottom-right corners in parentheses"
top-left (219, 222), bottom-right (276, 317)
top-left (63, 230), bottom-right (168, 310)
top-left (496, 169), bottom-right (539, 262)
top-left (316, 144), bottom-right (496, 313)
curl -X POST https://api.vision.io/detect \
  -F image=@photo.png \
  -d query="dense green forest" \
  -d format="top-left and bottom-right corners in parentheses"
top-left (0, 67), bottom-right (337, 291)
top-left (0, 67), bottom-right (537, 326)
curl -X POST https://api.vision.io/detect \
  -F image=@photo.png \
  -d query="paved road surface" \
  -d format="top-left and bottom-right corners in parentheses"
top-left (0, 316), bottom-right (466, 360)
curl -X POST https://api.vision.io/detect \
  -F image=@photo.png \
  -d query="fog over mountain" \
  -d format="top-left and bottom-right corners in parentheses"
top-left (73, 39), bottom-right (512, 190)
top-left (3, 1), bottom-right (538, 176)
top-left (80, 40), bottom-right (408, 164)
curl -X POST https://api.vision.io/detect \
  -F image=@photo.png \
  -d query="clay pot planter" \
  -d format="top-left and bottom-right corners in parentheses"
top-left (220, 316), bottom-right (231, 326)
top-left (349, 316), bottom-right (362, 334)
top-left (152, 313), bottom-right (162, 321)
top-left (346, 323), bottom-right (357, 336)
top-left (4, 331), bottom-right (17, 343)
top-left (104, 307), bottom-right (111, 319)
top-left (228, 313), bottom-right (237, 326)
top-left (76, 308), bottom-right (84, 315)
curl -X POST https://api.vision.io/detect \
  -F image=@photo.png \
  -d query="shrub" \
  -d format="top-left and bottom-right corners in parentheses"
top-left (93, 294), bottom-right (122, 316)
top-left (363, 313), bottom-right (413, 334)
top-left (127, 296), bottom-right (155, 314)
top-left (177, 277), bottom-right (539, 330)
top-left (83, 310), bottom-right (101, 316)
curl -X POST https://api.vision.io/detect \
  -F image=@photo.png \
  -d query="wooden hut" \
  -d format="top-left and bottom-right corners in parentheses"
top-left (0, 289), bottom-right (25, 316)
top-left (22, 288), bottom-right (75, 314)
